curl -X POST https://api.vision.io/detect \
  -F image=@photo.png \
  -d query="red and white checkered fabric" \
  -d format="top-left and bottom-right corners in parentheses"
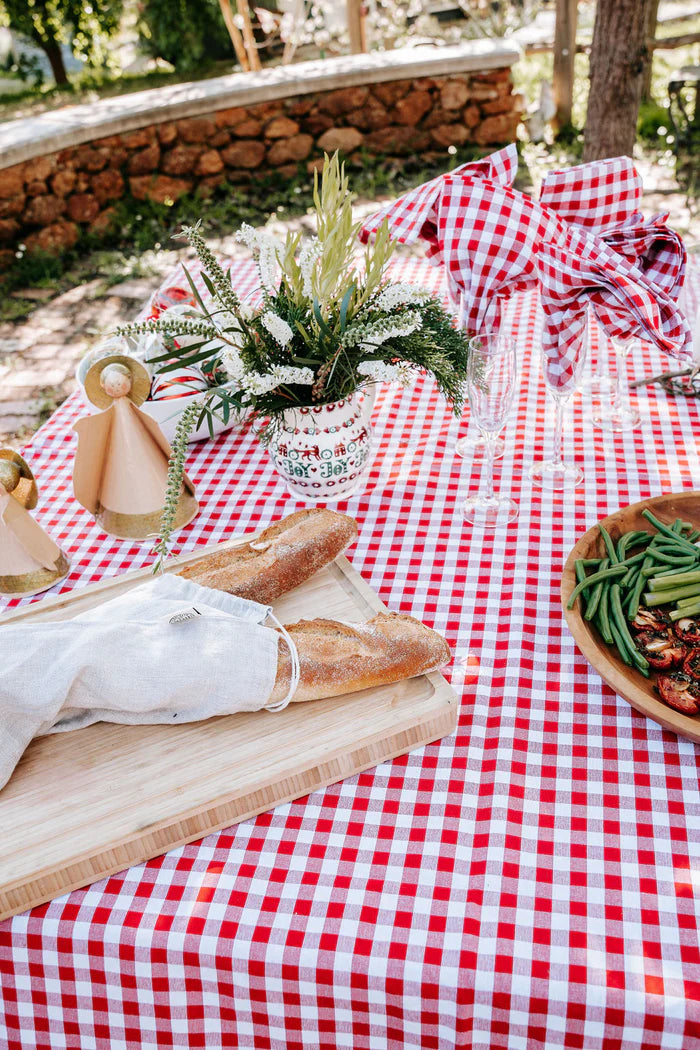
top-left (438, 178), bottom-right (691, 388)
top-left (537, 224), bottom-right (693, 389)
top-left (1, 256), bottom-right (700, 1050)
top-left (361, 152), bottom-right (691, 389)
top-left (537, 161), bottom-right (685, 297)
top-left (602, 212), bottom-right (687, 300)
top-left (358, 144), bottom-right (517, 261)
top-left (438, 175), bottom-right (557, 327)
top-left (538, 159), bottom-right (686, 301)
top-left (538, 157), bottom-right (643, 232)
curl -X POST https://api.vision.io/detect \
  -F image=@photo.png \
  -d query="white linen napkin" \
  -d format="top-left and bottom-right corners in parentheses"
top-left (0, 574), bottom-right (287, 791)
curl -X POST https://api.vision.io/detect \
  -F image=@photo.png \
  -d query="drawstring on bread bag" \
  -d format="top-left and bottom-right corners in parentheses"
top-left (264, 612), bottom-right (300, 712)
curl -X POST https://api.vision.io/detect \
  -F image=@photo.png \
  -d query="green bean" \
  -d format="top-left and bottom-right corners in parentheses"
top-left (642, 560), bottom-right (697, 578)
top-left (580, 558), bottom-right (602, 569)
top-left (628, 555), bottom-right (653, 620)
top-left (620, 551), bottom-right (648, 569)
top-left (610, 585), bottom-right (649, 675)
top-left (599, 524), bottom-right (619, 564)
top-left (672, 519), bottom-right (684, 534)
top-left (575, 561), bottom-right (587, 584)
top-left (654, 543), bottom-right (700, 559)
top-left (596, 585), bottom-right (614, 645)
top-left (688, 530), bottom-right (700, 543)
top-left (567, 564), bottom-right (628, 609)
top-left (627, 531), bottom-right (654, 546)
top-left (584, 557), bottom-right (610, 621)
top-left (617, 533), bottom-right (634, 562)
top-left (646, 549), bottom-right (699, 568)
top-left (610, 617), bottom-right (633, 666)
top-left (621, 564), bottom-right (641, 591)
top-left (642, 510), bottom-right (700, 556)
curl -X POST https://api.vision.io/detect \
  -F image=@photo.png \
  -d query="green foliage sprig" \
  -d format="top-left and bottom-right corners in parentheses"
top-left (116, 152), bottom-right (470, 561)
top-left (152, 400), bottom-right (201, 571)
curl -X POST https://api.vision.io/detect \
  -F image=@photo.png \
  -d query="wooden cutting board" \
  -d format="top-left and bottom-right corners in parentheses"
top-left (0, 536), bottom-right (458, 921)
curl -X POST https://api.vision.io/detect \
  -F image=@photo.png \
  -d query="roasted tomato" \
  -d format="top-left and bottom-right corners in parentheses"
top-left (634, 631), bottom-right (685, 670)
top-left (631, 608), bottom-right (672, 634)
top-left (673, 618), bottom-right (700, 646)
top-left (683, 648), bottom-right (700, 681)
top-left (656, 673), bottom-right (700, 715)
top-left (666, 645), bottom-right (688, 668)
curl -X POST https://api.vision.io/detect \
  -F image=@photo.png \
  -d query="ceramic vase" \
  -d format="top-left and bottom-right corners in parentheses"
top-left (268, 389), bottom-right (374, 501)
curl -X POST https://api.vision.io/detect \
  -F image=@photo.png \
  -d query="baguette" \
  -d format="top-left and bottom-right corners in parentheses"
top-left (178, 508), bottom-right (358, 604)
top-left (268, 613), bottom-right (451, 704)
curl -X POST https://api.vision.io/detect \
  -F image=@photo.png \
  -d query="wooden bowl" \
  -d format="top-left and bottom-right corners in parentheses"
top-left (561, 490), bottom-right (700, 743)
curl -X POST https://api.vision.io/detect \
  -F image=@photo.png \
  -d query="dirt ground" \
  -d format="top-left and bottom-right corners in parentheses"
top-left (0, 152), bottom-right (697, 448)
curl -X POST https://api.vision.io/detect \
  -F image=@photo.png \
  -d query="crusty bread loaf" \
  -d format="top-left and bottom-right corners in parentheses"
top-left (268, 613), bottom-right (451, 704)
top-left (178, 508), bottom-right (358, 604)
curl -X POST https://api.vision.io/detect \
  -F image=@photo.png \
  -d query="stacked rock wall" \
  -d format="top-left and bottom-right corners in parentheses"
top-left (0, 69), bottom-right (521, 269)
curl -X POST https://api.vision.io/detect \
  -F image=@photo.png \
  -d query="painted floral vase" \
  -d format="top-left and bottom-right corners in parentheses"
top-left (267, 389), bottom-right (374, 501)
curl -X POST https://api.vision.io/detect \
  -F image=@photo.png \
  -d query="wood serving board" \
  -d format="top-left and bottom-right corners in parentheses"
top-left (0, 536), bottom-right (458, 921)
top-left (561, 490), bottom-right (700, 744)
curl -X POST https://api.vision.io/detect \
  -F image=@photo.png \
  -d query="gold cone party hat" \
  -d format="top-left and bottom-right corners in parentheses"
top-left (73, 355), bottom-right (198, 540)
top-left (0, 449), bottom-right (70, 597)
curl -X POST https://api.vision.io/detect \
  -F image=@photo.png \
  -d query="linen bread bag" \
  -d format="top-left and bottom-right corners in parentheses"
top-left (0, 509), bottom-right (450, 790)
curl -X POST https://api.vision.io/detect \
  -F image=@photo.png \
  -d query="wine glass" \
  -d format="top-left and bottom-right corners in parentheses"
top-left (462, 330), bottom-right (518, 529)
top-left (591, 333), bottom-right (641, 431)
top-left (529, 320), bottom-right (588, 490)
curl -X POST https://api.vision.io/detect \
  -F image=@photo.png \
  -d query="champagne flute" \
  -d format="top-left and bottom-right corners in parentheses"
top-left (453, 292), bottom-right (506, 463)
top-left (591, 333), bottom-right (641, 431)
top-left (578, 306), bottom-right (613, 397)
top-left (529, 320), bottom-right (588, 490)
top-left (462, 330), bottom-right (518, 529)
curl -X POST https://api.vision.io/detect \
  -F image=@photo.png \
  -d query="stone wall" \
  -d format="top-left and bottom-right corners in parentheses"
top-left (0, 69), bottom-right (521, 270)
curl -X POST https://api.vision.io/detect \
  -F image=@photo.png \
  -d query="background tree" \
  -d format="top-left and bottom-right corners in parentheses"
top-left (137, 0), bottom-right (233, 73)
top-left (583, 0), bottom-right (655, 161)
top-left (138, 0), bottom-right (277, 72)
top-left (641, 0), bottom-right (660, 102)
top-left (0, 0), bottom-right (123, 86)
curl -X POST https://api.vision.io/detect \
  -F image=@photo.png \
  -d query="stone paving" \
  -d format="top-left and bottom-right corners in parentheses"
top-left (0, 168), bottom-right (697, 448)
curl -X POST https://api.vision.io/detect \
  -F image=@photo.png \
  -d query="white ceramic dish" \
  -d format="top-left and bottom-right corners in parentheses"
top-left (75, 356), bottom-right (245, 444)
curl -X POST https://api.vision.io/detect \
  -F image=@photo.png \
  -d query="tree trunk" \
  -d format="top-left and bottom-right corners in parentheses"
top-left (583, 0), bottom-right (653, 161)
top-left (33, 32), bottom-right (69, 86)
top-left (641, 0), bottom-right (660, 101)
top-left (552, 0), bottom-right (578, 130)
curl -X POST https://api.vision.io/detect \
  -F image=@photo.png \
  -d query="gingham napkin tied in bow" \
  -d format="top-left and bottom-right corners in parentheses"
top-left (360, 149), bottom-right (691, 389)
top-left (536, 224), bottom-right (692, 389)
top-left (435, 177), bottom-right (691, 388)
top-left (601, 212), bottom-right (687, 299)
top-left (358, 143), bottom-right (518, 262)
top-left (437, 176), bottom-right (565, 330)
top-left (539, 156), bottom-right (643, 232)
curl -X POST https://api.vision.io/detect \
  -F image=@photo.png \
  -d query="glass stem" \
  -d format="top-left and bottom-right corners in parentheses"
top-left (613, 347), bottom-right (630, 418)
top-left (483, 432), bottom-right (496, 500)
top-left (552, 395), bottom-right (565, 469)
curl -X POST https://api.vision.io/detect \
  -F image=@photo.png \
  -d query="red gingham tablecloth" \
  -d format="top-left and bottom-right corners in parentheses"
top-left (1, 255), bottom-right (700, 1050)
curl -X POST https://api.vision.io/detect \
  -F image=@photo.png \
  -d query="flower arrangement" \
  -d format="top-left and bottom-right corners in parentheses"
top-left (118, 153), bottom-right (469, 559)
